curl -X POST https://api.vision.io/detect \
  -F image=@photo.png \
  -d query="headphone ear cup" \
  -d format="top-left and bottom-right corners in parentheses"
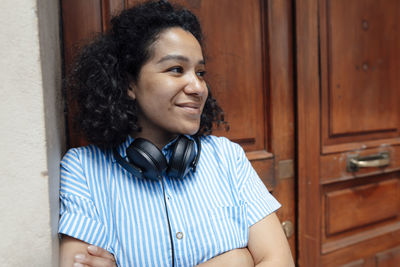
top-left (168, 136), bottom-right (196, 179)
top-left (126, 138), bottom-right (168, 180)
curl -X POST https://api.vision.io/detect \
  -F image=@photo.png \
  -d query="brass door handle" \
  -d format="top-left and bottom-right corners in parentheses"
top-left (347, 152), bottom-right (390, 172)
top-left (282, 220), bottom-right (294, 238)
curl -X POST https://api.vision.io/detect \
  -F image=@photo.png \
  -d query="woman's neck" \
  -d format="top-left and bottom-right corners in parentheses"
top-left (132, 129), bottom-right (178, 150)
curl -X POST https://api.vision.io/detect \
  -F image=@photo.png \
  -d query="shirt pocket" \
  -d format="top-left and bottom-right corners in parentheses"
top-left (210, 201), bottom-right (249, 253)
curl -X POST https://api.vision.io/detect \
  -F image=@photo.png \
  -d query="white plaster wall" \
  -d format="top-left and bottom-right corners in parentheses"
top-left (0, 0), bottom-right (64, 266)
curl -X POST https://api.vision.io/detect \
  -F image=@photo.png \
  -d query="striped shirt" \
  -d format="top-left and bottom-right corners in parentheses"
top-left (59, 135), bottom-right (281, 266)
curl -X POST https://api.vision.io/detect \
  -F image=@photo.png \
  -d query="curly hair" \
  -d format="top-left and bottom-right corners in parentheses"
top-left (69, 0), bottom-right (226, 148)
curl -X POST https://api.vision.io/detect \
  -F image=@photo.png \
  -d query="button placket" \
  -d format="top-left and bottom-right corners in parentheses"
top-left (162, 178), bottom-right (186, 266)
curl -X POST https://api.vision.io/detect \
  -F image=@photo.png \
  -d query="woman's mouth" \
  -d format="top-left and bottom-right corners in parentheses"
top-left (176, 102), bottom-right (202, 114)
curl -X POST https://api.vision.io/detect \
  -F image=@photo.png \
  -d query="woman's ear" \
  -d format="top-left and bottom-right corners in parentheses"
top-left (127, 85), bottom-right (136, 100)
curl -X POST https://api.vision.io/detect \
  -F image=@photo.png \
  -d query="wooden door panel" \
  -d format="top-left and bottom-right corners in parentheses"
top-left (376, 246), bottom-right (400, 267)
top-left (334, 247), bottom-right (400, 267)
top-left (319, 1), bottom-right (400, 260)
top-left (321, 0), bottom-right (400, 147)
top-left (297, 0), bottom-right (400, 265)
top-left (338, 259), bottom-right (365, 267)
top-left (327, 0), bottom-right (400, 135)
top-left (321, 227), bottom-right (400, 266)
top-left (320, 145), bottom-right (400, 184)
top-left (101, 0), bottom-right (124, 30)
top-left (325, 179), bottom-right (400, 235)
top-left (321, 172), bottom-right (400, 254)
top-left (62, 0), bottom-right (103, 147)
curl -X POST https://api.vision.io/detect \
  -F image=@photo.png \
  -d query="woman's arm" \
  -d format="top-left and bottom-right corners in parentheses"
top-left (247, 212), bottom-right (295, 267)
top-left (197, 248), bottom-right (254, 267)
top-left (60, 236), bottom-right (116, 267)
top-left (61, 237), bottom-right (253, 267)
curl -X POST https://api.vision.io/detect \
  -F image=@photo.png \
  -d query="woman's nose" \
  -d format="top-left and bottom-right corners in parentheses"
top-left (184, 72), bottom-right (206, 96)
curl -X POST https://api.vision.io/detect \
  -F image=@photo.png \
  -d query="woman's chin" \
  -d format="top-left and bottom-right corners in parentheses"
top-left (178, 125), bottom-right (201, 136)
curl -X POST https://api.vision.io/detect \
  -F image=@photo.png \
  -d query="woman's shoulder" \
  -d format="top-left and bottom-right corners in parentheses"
top-left (200, 135), bottom-right (241, 148)
top-left (61, 144), bottom-right (109, 164)
top-left (199, 135), bottom-right (243, 157)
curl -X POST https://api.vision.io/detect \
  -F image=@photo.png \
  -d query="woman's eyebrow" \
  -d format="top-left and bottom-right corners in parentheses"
top-left (157, 54), bottom-right (205, 65)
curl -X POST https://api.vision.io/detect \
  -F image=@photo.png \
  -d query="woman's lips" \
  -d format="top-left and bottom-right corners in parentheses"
top-left (176, 102), bottom-right (201, 114)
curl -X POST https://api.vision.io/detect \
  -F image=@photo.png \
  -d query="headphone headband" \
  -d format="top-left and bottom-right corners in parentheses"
top-left (113, 135), bottom-right (201, 180)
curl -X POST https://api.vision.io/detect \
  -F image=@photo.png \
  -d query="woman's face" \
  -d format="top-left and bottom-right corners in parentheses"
top-left (129, 27), bottom-right (208, 145)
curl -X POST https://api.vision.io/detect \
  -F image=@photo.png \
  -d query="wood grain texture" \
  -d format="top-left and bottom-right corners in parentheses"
top-left (265, 0), bottom-right (296, 257)
top-left (320, 0), bottom-right (400, 147)
top-left (376, 246), bottom-right (400, 267)
top-left (296, 0), bottom-right (321, 265)
top-left (321, 172), bottom-right (400, 253)
top-left (251, 158), bottom-right (275, 190)
top-left (62, 0), bottom-right (102, 147)
top-left (321, 227), bottom-right (400, 266)
top-left (320, 145), bottom-right (400, 184)
top-left (101, 0), bottom-right (124, 31)
top-left (325, 179), bottom-right (400, 235)
top-left (322, 137), bottom-right (400, 154)
top-left (298, 0), bottom-right (400, 265)
top-left (338, 259), bottom-right (365, 267)
top-left (328, 0), bottom-right (400, 135)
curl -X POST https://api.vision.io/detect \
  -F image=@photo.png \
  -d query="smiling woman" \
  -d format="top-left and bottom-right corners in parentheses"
top-left (127, 27), bottom-right (208, 148)
top-left (59, 1), bottom-right (294, 266)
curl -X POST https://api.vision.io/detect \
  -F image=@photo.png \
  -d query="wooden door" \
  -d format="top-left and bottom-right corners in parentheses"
top-left (62, 0), bottom-right (296, 260)
top-left (297, 0), bottom-right (400, 266)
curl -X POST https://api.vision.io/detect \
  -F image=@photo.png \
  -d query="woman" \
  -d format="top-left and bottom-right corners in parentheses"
top-left (59, 1), bottom-right (294, 266)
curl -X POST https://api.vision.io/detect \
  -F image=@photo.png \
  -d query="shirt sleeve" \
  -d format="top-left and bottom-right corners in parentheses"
top-left (234, 143), bottom-right (281, 226)
top-left (58, 148), bottom-right (108, 247)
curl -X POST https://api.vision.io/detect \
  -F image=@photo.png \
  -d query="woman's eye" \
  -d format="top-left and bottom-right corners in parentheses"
top-left (168, 66), bottom-right (183, 74)
top-left (196, 70), bottom-right (206, 77)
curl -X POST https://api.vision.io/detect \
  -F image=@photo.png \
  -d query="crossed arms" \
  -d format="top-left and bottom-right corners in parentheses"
top-left (60, 212), bottom-right (294, 267)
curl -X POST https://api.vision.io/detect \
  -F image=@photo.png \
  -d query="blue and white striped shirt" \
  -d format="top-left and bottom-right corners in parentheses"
top-left (59, 135), bottom-right (280, 266)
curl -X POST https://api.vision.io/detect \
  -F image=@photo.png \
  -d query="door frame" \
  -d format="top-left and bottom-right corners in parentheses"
top-left (264, 0), bottom-right (297, 259)
top-left (296, 0), bottom-right (321, 266)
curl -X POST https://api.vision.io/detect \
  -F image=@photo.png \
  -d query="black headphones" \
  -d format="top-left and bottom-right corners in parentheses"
top-left (113, 135), bottom-right (201, 180)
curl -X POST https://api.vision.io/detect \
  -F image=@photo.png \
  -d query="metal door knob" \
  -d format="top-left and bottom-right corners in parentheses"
top-left (282, 220), bottom-right (294, 238)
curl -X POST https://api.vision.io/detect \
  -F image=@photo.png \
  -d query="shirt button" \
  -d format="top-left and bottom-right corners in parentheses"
top-left (176, 232), bottom-right (184, 240)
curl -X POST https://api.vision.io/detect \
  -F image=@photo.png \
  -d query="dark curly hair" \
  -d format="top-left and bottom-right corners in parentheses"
top-left (69, 0), bottom-right (226, 148)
